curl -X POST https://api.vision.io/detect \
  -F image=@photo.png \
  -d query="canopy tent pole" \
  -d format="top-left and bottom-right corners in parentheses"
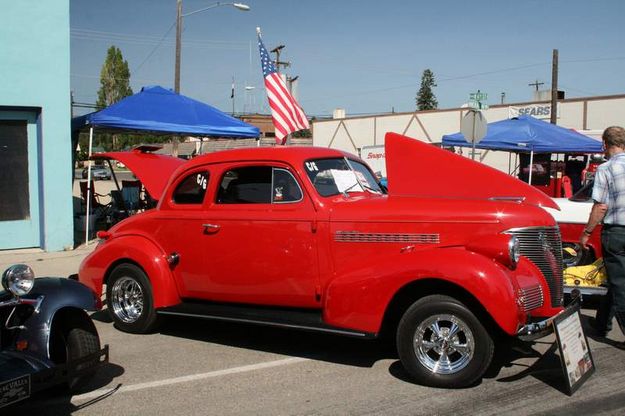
top-left (508, 152), bottom-right (512, 175)
top-left (528, 150), bottom-right (534, 186)
top-left (85, 126), bottom-right (94, 245)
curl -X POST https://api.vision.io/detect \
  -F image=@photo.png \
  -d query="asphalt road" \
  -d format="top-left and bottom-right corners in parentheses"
top-left (5, 306), bottom-right (625, 416)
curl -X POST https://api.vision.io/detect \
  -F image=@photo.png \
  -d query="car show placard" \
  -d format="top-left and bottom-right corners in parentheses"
top-left (553, 306), bottom-right (595, 395)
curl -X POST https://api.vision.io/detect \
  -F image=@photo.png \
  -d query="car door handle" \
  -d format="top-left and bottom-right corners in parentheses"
top-left (202, 223), bottom-right (221, 233)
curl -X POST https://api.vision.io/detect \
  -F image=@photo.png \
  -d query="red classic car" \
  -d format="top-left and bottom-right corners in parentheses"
top-left (79, 133), bottom-right (567, 388)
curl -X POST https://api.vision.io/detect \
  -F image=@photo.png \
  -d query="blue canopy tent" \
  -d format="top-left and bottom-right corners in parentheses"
top-left (72, 85), bottom-right (260, 243)
top-left (74, 85), bottom-right (260, 137)
top-left (441, 115), bottom-right (602, 184)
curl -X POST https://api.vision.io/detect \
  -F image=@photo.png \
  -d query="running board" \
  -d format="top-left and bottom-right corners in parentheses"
top-left (157, 301), bottom-right (376, 339)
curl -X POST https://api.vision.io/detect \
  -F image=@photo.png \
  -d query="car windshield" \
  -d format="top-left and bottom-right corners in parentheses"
top-left (304, 158), bottom-right (384, 197)
top-left (570, 180), bottom-right (594, 202)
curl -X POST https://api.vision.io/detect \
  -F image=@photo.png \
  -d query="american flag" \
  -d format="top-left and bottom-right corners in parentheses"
top-left (257, 28), bottom-right (309, 145)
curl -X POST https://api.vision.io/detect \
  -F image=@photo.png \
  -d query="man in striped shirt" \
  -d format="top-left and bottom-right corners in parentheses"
top-left (581, 126), bottom-right (625, 345)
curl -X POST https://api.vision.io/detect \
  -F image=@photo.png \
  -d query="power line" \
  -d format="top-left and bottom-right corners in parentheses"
top-left (71, 28), bottom-right (248, 49)
top-left (132, 21), bottom-right (176, 74)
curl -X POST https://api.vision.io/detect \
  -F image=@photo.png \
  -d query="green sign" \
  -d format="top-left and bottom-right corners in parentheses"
top-left (468, 100), bottom-right (489, 110)
top-left (469, 92), bottom-right (488, 101)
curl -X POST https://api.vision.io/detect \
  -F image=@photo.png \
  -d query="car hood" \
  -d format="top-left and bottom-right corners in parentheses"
top-left (385, 132), bottom-right (559, 210)
top-left (544, 198), bottom-right (591, 224)
top-left (92, 147), bottom-right (186, 200)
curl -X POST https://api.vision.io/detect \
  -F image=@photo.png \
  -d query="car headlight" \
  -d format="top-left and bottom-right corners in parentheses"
top-left (2, 264), bottom-right (35, 297)
top-left (509, 236), bottom-right (521, 268)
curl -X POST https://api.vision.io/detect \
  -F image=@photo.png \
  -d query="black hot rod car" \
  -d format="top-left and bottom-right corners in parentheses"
top-left (0, 264), bottom-right (108, 409)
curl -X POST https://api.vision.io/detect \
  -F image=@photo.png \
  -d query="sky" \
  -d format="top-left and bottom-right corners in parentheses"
top-left (70, 0), bottom-right (625, 118)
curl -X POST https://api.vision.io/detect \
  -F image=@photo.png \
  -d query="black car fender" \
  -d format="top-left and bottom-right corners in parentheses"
top-left (12, 278), bottom-right (99, 361)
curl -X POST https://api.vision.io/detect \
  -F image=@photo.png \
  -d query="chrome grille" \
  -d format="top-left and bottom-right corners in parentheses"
top-left (505, 226), bottom-right (564, 307)
top-left (518, 285), bottom-right (544, 312)
top-left (335, 231), bottom-right (440, 244)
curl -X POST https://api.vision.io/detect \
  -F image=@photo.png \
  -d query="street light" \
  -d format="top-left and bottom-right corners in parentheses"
top-left (174, 1), bottom-right (250, 93)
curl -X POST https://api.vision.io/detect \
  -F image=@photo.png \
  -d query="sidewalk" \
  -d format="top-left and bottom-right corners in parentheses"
top-left (0, 242), bottom-right (97, 279)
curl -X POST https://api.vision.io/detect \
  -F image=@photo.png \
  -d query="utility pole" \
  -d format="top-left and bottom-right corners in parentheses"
top-left (270, 44), bottom-right (290, 73)
top-left (231, 76), bottom-right (235, 115)
top-left (528, 79), bottom-right (544, 91)
top-left (175, 0), bottom-right (183, 93)
top-left (271, 44), bottom-right (293, 145)
top-left (550, 49), bottom-right (559, 124)
top-left (173, 0), bottom-right (183, 157)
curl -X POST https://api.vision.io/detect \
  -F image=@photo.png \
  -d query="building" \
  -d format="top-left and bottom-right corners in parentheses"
top-left (312, 94), bottom-right (625, 174)
top-left (0, 1), bottom-right (73, 251)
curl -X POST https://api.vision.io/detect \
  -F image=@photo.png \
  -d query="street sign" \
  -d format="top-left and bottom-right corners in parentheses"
top-left (460, 109), bottom-right (487, 144)
top-left (468, 91), bottom-right (489, 110)
top-left (469, 92), bottom-right (488, 102)
top-left (468, 101), bottom-right (489, 110)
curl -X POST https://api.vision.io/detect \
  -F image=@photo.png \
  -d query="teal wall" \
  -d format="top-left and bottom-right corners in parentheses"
top-left (0, 0), bottom-right (73, 251)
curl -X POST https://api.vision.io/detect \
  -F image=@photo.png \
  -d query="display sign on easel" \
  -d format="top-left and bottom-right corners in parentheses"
top-left (553, 306), bottom-right (595, 395)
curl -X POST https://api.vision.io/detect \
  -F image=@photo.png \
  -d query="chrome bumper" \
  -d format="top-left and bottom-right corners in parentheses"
top-left (516, 289), bottom-right (582, 341)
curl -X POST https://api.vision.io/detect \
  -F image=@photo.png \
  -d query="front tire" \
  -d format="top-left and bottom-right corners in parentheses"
top-left (396, 295), bottom-right (494, 388)
top-left (66, 327), bottom-right (101, 391)
top-left (106, 263), bottom-right (159, 333)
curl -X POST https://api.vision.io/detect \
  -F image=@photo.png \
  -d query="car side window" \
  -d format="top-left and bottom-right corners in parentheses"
top-left (273, 169), bottom-right (302, 203)
top-left (172, 171), bottom-right (209, 204)
top-left (217, 166), bottom-right (302, 204)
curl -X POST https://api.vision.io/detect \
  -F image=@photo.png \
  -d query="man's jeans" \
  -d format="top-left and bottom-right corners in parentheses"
top-left (596, 225), bottom-right (625, 334)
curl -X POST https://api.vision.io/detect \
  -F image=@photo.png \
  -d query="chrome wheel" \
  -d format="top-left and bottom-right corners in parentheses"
top-left (110, 276), bottom-right (144, 323)
top-left (413, 314), bottom-right (475, 375)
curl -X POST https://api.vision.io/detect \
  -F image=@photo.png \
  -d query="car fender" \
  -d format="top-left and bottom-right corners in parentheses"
top-left (79, 234), bottom-right (180, 308)
top-left (324, 247), bottom-right (538, 335)
top-left (13, 278), bottom-right (98, 360)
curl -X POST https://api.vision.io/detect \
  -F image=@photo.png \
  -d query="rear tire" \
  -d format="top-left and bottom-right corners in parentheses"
top-left (106, 263), bottom-right (159, 333)
top-left (396, 294), bottom-right (494, 388)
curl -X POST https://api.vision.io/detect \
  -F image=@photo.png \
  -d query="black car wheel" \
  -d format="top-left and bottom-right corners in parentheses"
top-left (106, 263), bottom-right (159, 333)
top-left (50, 314), bottom-right (101, 391)
top-left (396, 295), bottom-right (494, 388)
top-left (66, 327), bottom-right (101, 390)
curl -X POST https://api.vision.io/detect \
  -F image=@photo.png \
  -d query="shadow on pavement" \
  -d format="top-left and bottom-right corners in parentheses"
top-left (158, 314), bottom-right (396, 368)
top-left (2, 361), bottom-right (125, 416)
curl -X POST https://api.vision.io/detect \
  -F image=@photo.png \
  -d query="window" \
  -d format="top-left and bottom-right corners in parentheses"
top-left (273, 169), bottom-right (302, 203)
top-left (304, 158), bottom-right (383, 197)
top-left (0, 120), bottom-right (29, 221)
top-left (217, 166), bottom-right (302, 204)
top-left (173, 171), bottom-right (209, 204)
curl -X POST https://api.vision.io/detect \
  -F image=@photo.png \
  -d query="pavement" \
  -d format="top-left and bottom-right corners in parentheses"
top-left (0, 242), bottom-right (96, 279)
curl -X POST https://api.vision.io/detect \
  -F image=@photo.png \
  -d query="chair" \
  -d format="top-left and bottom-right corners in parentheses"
top-left (121, 180), bottom-right (142, 211)
top-left (108, 190), bottom-right (130, 224)
top-left (79, 181), bottom-right (107, 214)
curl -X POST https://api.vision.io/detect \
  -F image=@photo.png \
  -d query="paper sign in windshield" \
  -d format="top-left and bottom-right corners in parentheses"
top-left (331, 170), bottom-right (362, 193)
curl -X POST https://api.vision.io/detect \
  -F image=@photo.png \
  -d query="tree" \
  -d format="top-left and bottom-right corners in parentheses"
top-left (96, 46), bottom-right (133, 110)
top-left (416, 69), bottom-right (438, 111)
top-left (96, 46), bottom-right (133, 150)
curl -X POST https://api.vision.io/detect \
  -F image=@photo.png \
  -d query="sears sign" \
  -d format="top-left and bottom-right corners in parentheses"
top-left (508, 105), bottom-right (556, 120)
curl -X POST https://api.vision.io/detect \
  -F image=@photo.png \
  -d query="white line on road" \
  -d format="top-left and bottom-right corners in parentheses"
top-left (72, 357), bottom-right (309, 404)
